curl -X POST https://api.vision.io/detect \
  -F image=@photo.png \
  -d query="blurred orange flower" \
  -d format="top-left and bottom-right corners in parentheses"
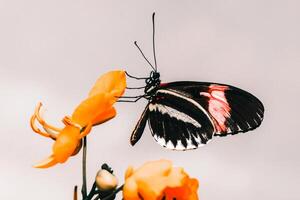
top-left (123, 160), bottom-right (199, 200)
top-left (30, 70), bottom-right (126, 168)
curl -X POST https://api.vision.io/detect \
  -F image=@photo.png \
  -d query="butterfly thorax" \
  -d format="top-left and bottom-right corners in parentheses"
top-left (144, 71), bottom-right (161, 99)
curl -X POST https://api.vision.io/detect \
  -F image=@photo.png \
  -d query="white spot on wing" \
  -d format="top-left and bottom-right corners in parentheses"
top-left (153, 133), bottom-right (200, 150)
top-left (166, 140), bottom-right (175, 149)
top-left (185, 138), bottom-right (197, 149)
top-left (246, 122), bottom-right (251, 128)
top-left (149, 103), bottom-right (201, 128)
top-left (194, 134), bottom-right (201, 143)
top-left (257, 112), bottom-right (263, 120)
top-left (227, 127), bottom-right (232, 132)
top-left (175, 141), bottom-right (186, 150)
top-left (237, 125), bottom-right (242, 131)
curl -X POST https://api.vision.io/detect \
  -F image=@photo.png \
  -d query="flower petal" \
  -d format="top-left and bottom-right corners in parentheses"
top-left (33, 155), bottom-right (58, 168)
top-left (88, 70), bottom-right (126, 98)
top-left (52, 126), bottom-right (80, 163)
top-left (123, 160), bottom-right (199, 200)
top-left (92, 106), bottom-right (116, 125)
top-left (30, 70), bottom-right (126, 169)
top-left (71, 93), bottom-right (113, 127)
top-left (125, 166), bottom-right (134, 179)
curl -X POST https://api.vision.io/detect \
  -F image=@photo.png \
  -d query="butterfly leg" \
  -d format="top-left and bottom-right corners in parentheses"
top-left (118, 95), bottom-right (144, 98)
top-left (116, 94), bottom-right (146, 102)
top-left (126, 86), bottom-right (146, 89)
top-left (117, 96), bottom-right (144, 103)
top-left (125, 71), bottom-right (148, 80)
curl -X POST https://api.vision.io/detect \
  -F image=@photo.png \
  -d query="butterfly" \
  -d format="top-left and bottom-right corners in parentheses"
top-left (118, 13), bottom-right (264, 150)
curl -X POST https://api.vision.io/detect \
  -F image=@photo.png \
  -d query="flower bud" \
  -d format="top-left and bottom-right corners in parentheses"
top-left (95, 169), bottom-right (118, 191)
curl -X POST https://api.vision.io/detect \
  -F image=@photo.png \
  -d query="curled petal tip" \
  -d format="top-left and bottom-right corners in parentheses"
top-left (33, 155), bottom-right (58, 169)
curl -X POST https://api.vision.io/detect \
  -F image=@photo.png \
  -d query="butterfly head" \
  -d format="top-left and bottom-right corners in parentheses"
top-left (150, 70), bottom-right (160, 81)
top-left (144, 71), bottom-right (161, 94)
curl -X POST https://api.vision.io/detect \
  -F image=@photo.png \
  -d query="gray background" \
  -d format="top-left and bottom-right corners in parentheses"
top-left (0, 0), bottom-right (299, 199)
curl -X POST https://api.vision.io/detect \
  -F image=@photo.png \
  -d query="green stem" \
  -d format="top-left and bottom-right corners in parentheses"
top-left (82, 137), bottom-right (88, 198)
top-left (73, 185), bottom-right (78, 200)
top-left (85, 182), bottom-right (97, 200)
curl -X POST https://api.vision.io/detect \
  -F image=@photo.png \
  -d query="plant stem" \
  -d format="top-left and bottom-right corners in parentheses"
top-left (82, 137), bottom-right (88, 198)
top-left (85, 182), bottom-right (97, 200)
top-left (73, 186), bottom-right (78, 200)
top-left (94, 185), bottom-right (124, 200)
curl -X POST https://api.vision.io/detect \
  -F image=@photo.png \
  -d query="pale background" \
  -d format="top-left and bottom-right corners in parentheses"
top-left (0, 0), bottom-right (299, 199)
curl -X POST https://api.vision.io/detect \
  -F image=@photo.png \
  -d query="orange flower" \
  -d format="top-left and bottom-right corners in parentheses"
top-left (163, 177), bottom-right (199, 200)
top-left (30, 70), bottom-right (126, 168)
top-left (123, 160), bottom-right (199, 200)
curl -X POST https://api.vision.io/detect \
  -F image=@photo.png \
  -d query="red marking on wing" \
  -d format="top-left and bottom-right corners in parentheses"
top-left (159, 83), bottom-right (168, 87)
top-left (201, 85), bottom-right (230, 132)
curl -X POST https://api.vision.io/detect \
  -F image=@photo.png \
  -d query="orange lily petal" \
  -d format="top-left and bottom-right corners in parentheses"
top-left (71, 93), bottom-right (113, 127)
top-left (164, 177), bottom-right (199, 200)
top-left (125, 166), bottom-right (135, 179)
top-left (123, 160), bottom-right (173, 200)
top-left (123, 160), bottom-right (199, 200)
top-left (52, 126), bottom-right (80, 163)
top-left (34, 125), bottom-right (82, 168)
top-left (88, 70), bottom-right (126, 98)
top-left (92, 106), bottom-right (116, 126)
top-left (33, 155), bottom-right (58, 168)
top-left (31, 70), bottom-right (126, 169)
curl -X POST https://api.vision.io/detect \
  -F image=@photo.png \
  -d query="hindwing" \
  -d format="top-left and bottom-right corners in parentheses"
top-left (147, 89), bottom-right (215, 150)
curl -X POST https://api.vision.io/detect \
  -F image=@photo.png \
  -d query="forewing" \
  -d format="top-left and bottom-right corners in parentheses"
top-left (130, 104), bottom-right (150, 146)
top-left (148, 89), bottom-right (215, 150)
top-left (159, 81), bottom-right (264, 136)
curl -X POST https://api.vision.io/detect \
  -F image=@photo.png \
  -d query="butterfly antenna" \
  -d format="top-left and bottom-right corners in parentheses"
top-left (134, 41), bottom-right (156, 71)
top-left (152, 12), bottom-right (158, 71)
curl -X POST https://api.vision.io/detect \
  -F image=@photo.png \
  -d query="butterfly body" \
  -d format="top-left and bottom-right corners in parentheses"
top-left (143, 71), bottom-right (161, 98)
top-left (124, 13), bottom-right (264, 150)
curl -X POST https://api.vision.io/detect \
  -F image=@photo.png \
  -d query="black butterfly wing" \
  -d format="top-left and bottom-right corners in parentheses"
top-left (158, 81), bottom-right (264, 137)
top-left (130, 103), bottom-right (149, 146)
top-left (147, 87), bottom-right (216, 150)
top-left (130, 96), bottom-right (214, 149)
top-left (130, 81), bottom-right (264, 150)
